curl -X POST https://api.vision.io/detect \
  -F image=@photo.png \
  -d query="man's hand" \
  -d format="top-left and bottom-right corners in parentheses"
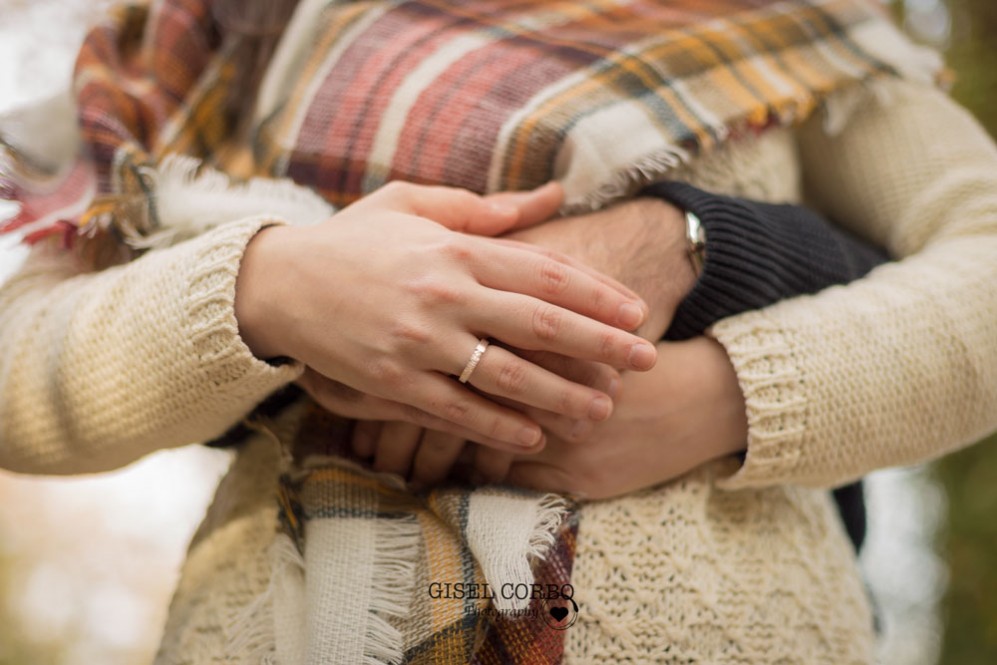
top-left (341, 350), bottom-right (622, 487)
top-left (505, 197), bottom-right (696, 341)
top-left (500, 338), bottom-right (748, 499)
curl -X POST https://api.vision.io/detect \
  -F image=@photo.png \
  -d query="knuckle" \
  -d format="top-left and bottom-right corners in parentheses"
top-left (599, 331), bottom-right (618, 359)
top-left (588, 286), bottom-right (607, 313)
top-left (537, 260), bottom-right (570, 295)
top-left (486, 416), bottom-right (506, 440)
top-left (495, 360), bottom-right (529, 395)
top-left (564, 429), bottom-right (586, 444)
top-left (443, 399), bottom-right (472, 425)
top-left (453, 188), bottom-right (482, 208)
top-left (557, 388), bottom-right (578, 418)
top-left (400, 403), bottom-right (430, 426)
top-left (440, 237), bottom-right (473, 262)
top-left (531, 304), bottom-right (562, 341)
top-left (409, 278), bottom-right (464, 306)
top-left (367, 357), bottom-right (403, 386)
top-left (534, 247), bottom-right (560, 262)
top-left (390, 321), bottom-right (432, 346)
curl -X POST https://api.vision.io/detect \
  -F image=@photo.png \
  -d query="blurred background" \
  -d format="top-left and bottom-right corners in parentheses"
top-left (0, 0), bottom-right (995, 663)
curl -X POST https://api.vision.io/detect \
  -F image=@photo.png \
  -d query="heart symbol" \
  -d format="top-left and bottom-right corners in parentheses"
top-left (549, 606), bottom-right (569, 622)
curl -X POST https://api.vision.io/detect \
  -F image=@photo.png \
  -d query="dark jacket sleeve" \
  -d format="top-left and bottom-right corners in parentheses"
top-left (641, 180), bottom-right (889, 341)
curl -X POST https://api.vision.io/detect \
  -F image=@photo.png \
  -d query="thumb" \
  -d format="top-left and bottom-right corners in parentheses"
top-left (424, 181), bottom-right (564, 236)
top-left (483, 181), bottom-right (564, 233)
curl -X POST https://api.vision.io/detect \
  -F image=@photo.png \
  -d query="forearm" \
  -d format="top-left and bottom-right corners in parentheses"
top-left (0, 218), bottom-right (301, 474)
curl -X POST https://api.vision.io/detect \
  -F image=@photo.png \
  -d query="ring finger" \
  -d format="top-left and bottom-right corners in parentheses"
top-left (471, 291), bottom-right (656, 371)
top-left (456, 338), bottom-right (614, 422)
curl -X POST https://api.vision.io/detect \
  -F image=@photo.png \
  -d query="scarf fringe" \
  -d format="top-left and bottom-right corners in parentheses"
top-left (527, 493), bottom-right (570, 560)
top-left (563, 144), bottom-right (691, 213)
top-left (361, 517), bottom-right (422, 665)
top-left (136, 154), bottom-right (333, 250)
top-left (482, 492), bottom-right (570, 612)
top-left (226, 533), bottom-right (303, 664)
top-left (225, 516), bottom-right (422, 665)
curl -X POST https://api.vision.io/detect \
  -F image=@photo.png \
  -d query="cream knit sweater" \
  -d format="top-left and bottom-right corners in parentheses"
top-left (1, 80), bottom-right (996, 663)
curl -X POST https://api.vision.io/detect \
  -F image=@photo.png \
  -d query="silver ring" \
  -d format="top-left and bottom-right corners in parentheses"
top-left (459, 339), bottom-right (490, 384)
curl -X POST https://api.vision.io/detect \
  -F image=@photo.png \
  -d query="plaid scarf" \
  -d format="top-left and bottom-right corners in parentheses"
top-left (1, 0), bottom-right (940, 246)
top-left (0, 1), bottom-right (939, 663)
top-left (229, 403), bottom-right (579, 664)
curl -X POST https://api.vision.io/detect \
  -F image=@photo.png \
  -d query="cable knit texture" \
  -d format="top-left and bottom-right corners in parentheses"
top-left (3, 80), bottom-right (997, 664)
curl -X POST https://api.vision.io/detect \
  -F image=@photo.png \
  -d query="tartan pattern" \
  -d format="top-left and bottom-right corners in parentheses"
top-left (2, 0), bottom-right (905, 244)
top-left (1, 0), bottom-right (240, 243)
top-left (256, 0), bottom-right (896, 208)
top-left (283, 403), bottom-right (577, 663)
top-left (280, 467), bottom-right (486, 662)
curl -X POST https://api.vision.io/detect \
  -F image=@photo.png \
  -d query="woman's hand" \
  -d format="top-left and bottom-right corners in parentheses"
top-left (234, 182), bottom-right (657, 452)
top-left (498, 338), bottom-right (748, 499)
top-left (341, 196), bottom-right (700, 483)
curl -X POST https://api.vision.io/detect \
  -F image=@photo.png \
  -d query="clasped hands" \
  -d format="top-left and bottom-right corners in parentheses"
top-left (235, 181), bottom-right (746, 500)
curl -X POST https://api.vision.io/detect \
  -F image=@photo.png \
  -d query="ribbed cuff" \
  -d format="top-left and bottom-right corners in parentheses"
top-left (182, 216), bottom-right (303, 401)
top-left (641, 181), bottom-right (889, 340)
top-left (707, 316), bottom-right (808, 490)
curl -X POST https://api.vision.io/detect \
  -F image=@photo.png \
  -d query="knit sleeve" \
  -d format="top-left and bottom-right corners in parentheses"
top-left (0, 217), bottom-right (302, 475)
top-left (710, 79), bottom-right (997, 489)
top-left (640, 180), bottom-right (889, 341)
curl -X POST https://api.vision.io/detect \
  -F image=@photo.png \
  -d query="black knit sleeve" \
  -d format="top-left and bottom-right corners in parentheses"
top-left (641, 181), bottom-right (889, 341)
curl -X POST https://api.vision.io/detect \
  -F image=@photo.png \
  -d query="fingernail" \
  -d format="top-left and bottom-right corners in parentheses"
top-left (617, 302), bottom-right (644, 329)
top-left (628, 342), bottom-right (656, 370)
top-left (571, 419), bottom-right (594, 440)
top-left (488, 201), bottom-right (518, 217)
top-left (588, 395), bottom-right (612, 421)
top-left (517, 426), bottom-right (542, 447)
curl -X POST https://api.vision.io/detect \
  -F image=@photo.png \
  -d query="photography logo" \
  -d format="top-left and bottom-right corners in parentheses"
top-left (428, 582), bottom-right (580, 629)
top-left (541, 588), bottom-right (579, 630)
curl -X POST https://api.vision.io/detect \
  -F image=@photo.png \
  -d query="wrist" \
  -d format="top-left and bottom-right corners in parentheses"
top-left (234, 223), bottom-right (295, 360)
top-left (695, 337), bottom-right (748, 459)
top-left (629, 197), bottom-right (696, 339)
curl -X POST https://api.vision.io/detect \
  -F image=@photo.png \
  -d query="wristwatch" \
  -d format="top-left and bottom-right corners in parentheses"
top-left (684, 210), bottom-right (706, 276)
